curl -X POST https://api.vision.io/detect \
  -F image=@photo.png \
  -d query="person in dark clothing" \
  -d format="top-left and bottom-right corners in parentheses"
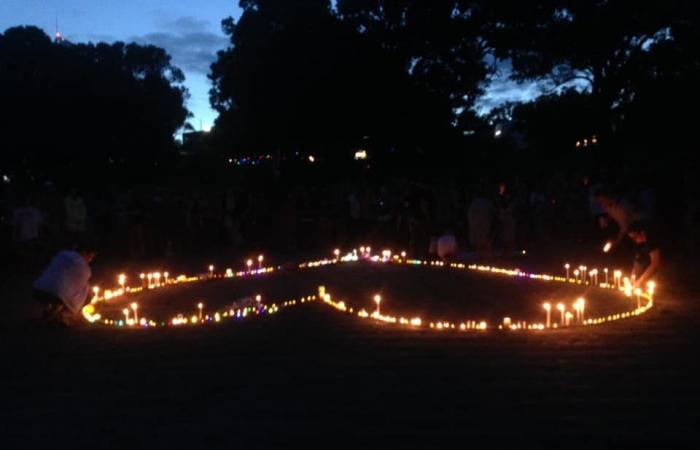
top-left (627, 220), bottom-right (661, 289)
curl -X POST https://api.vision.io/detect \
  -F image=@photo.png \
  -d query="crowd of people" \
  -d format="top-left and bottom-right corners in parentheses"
top-left (1, 164), bottom-right (677, 324)
top-left (2, 168), bottom-right (666, 265)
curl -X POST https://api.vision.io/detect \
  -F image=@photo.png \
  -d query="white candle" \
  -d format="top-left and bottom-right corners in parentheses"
top-left (543, 303), bottom-right (551, 328)
top-left (564, 264), bottom-right (570, 281)
top-left (147, 273), bottom-right (152, 289)
top-left (123, 308), bottom-right (130, 323)
top-left (374, 294), bottom-right (381, 315)
top-left (131, 302), bottom-right (138, 323)
top-left (258, 255), bottom-right (264, 269)
top-left (164, 272), bottom-right (169, 285)
top-left (246, 259), bottom-right (253, 273)
top-left (118, 274), bottom-right (126, 293)
top-left (209, 265), bottom-right (215, 278)
top-left (557, 303), bottom-right (565, 325)
top-left (198, 302), bottom-right (204, 321)
top-left (604, 268), bottom-right (609, 286)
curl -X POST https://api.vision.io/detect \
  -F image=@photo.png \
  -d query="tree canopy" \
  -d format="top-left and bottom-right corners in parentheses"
top-left (0, 26), bottom-right (189, 172)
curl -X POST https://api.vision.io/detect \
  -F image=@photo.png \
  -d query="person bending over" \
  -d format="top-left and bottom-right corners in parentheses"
top-left (33, 243), bottom-right (97, 325)
top-left (627, 221), bottom-right (661, 289)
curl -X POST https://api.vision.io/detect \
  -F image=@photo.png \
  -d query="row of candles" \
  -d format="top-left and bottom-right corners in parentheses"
top-left (84, 247), bottom-right (656, 332)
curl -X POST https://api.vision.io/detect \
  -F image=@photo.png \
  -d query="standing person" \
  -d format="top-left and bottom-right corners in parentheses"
top-left (32, 243), bottom-right (97, 325)
top-left (468, 186), bottom-right (493, 259)
top-left (12, 196), bottom-right (43, 245)
top-left (595, 188), bottom-right (641, 252)
top-left (64, 188), bottom-right (87, 242)
top-left (626, 220), bottom-right (661, 289)
top-left (12, 195), bottom-right (44, 267)
top-left (495, 182), bottom-right (516, 257)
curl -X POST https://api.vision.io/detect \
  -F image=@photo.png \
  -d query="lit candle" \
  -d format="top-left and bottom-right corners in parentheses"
top-left (581, 266), bottom-right (587, 284)
top-left (543, 303), bottom-right (551, 328)
top-left (614, 271), bottom-right (622, 289)
top-left (503, 317), bottom-right (512, 328)
top-left (154, 272), bottom-right (161, 287)
top-left (209, 265), bottom-right (215, 278)
top-left (118, 274), bottom-right (126, 293)
top-left (197, 302), bottom-right (204, 321)
top-left (574, 269), bottom-right (580, 283)
top-left (255, 294), bottom-right (262, 305)
top-left (164, 272), bottom-right (169, 285)
top-left (318, 285), bottom-right (326, 297)
top-left (123, 308), bottom-right (130, 323)
top-left (646, 281), bottom-right (656, 300)
top-left (603, 242), bottom-right (612, 253)
top-left (334, 249), bottom-right (340, 260)
top-left (131, 302), bottom-right (138, 323)
top-left (604, 268), bottom-right (609, 286)
top-left (564, 264), bottom-right (570, 281)
top-left (565, 311), bottom-right (573, 326)
top-left (140, 273), bottom-right (145, 287)
top-left (147, 273), bottom-right (153, 289)
top-left (557, 303), bottom-right (565, 325)
top-left (401, 251), bottom-right (407, 259)
top-left (374, 294), bottom-right (382, 315)
top-left (258, 255), bottom-right (264, 270)
top-left (92, 286), bottom-right (100, 301)
top-left (246, 259), bottom-right (253, 273)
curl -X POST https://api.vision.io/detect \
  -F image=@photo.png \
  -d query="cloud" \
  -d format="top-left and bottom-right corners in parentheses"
top-left (130, 16), bottom-right (228, 75)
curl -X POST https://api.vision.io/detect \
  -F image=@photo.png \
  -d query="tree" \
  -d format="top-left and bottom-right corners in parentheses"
top-left (485, 0), bottom-right (684, 138)
top-left (0, 26), bottom-right (189, 172)
top-left (209, 0), bottom-right (488, 160)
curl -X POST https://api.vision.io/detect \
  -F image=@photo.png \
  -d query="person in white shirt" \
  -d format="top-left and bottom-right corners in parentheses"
top-left (33, 244), bottom-right (97, 324)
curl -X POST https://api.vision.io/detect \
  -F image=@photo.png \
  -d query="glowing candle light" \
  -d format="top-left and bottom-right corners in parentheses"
top-left (503, 317), bottom-right (512, 328)
top-left (164, 272), bottom-right (169, 285)
top-left (198, 302), bottom-right (204, 321)
top-left (635, 288), bottom-right (642, 309)
top-left (334, 249), bottom-right (340, 260)
top-left (614, 270), bottom-right (622, 289)
top-left (255, 294), bottom-right (262, 306)
top-left (209, 265), bottom-right (215, 278)
top-left (564, 264), bottom-right (570, 281)
top-left (131, 302), bottom-right (138, 323)
top-left (557, 303), bottom-right (565, 325)
top-left (543, 303), bottom-right (552, 328)
top-left (401, 251), bottom-right (407, 259)
top-left (374, 294), bottom-right (382, 315)
top-left (154, 272), bottom-right (161, 287)
top-left (147, 273), bottom-right (153, 289)
top-left (258, 255), bottom-right (264, 269)
top-left (573, 269), bottom-right (580, 283)
top-left (123, 308), bottom-right (130, 323)
top-left (603, 242), bottom-right (612, 253)
top-left (246, 259), bottom-right (253, 273)
top-left (92, 286), bottom-right (100, 301)
top-left (565, 311), bottom-right (573, 326)
top-left (118, 274), bottom-right (126, 293)
top-left (318, 286), bottom-right (326, 298)
top-left (140, 273), bottom-right (146, 287)
top-left (604, 268), bottom-right (609, 286)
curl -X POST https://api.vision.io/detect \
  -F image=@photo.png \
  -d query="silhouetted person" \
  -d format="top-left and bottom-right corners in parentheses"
top-left (627, 221), bottom-right (661, 289)
top-left (595, 188), bottom-right (641, 253)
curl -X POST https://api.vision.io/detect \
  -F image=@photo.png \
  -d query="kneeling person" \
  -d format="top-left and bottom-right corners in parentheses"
top-left (33, 244), bottom-right (97, 324)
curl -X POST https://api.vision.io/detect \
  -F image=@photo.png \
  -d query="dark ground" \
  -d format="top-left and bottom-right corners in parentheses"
top-left (2, 246), bottom-right (699, 449)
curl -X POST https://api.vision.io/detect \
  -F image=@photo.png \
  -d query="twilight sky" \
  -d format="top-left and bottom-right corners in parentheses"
top-left (0, 0), bottom-right (540, 131)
